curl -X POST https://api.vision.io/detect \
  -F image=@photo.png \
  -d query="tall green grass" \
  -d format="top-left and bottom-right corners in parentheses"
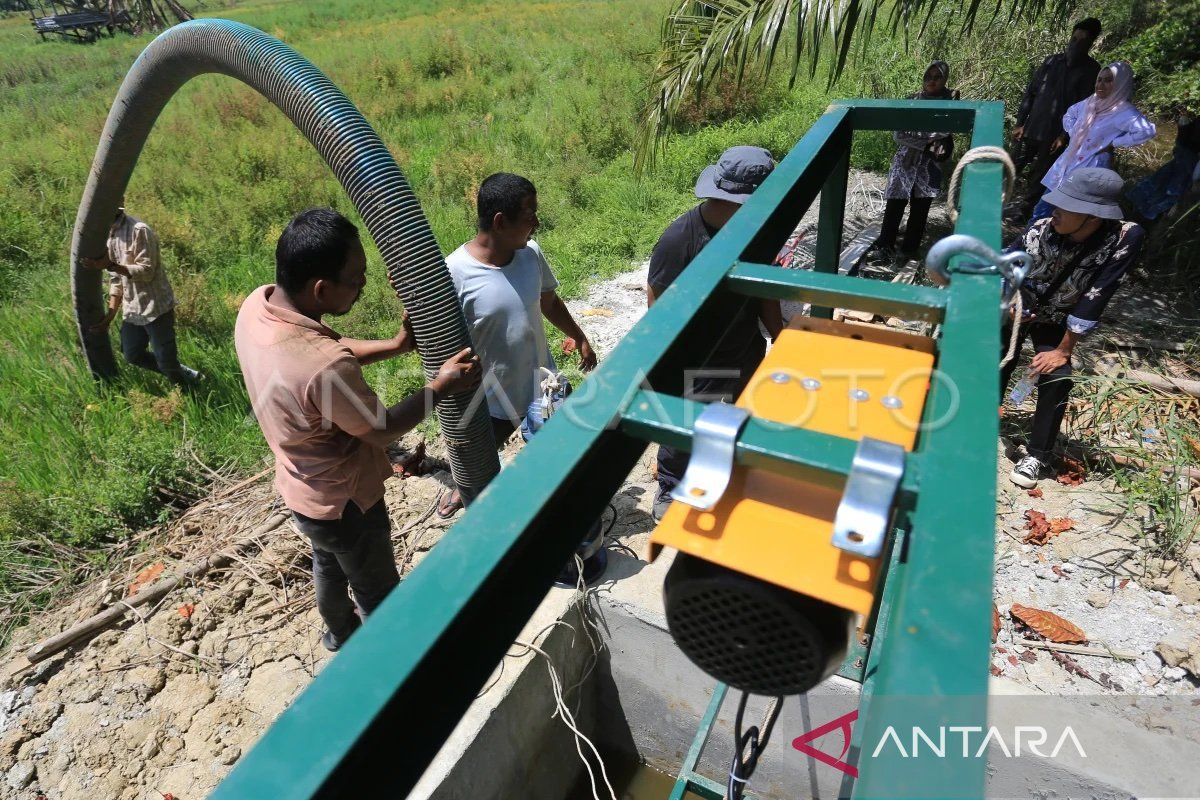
top-left (0, 0), bottom-right (1097, 606)
top-left (0, 0), bottom-right (875, 560)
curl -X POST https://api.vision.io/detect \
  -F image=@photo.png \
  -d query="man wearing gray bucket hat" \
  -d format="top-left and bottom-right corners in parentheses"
top-left (647, 146), bottom-right (785, 520)
top-left (1001, 167), bottom-right (1145, 488)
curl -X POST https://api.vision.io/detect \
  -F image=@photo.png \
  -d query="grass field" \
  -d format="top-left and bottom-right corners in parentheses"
top-left (0, 0), bottom-right (1113, 625)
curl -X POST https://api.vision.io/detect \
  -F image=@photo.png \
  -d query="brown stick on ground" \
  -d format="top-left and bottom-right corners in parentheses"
top-left (21, 512), bottom-right (288, 665)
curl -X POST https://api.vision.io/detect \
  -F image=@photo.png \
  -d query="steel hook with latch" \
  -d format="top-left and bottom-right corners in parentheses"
top-left (925, 234), bottom-right (1030, 310)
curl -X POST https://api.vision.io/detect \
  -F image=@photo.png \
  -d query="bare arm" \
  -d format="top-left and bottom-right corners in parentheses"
top-left (646, 284), bottom-right (660, 308)
top-left (1030, 329), bottom-right (1080, 374)
top-left (341, 314), bottom-right (416, 366)
top-left (357, 348), bottom-right (481, 447)
top-left (540, 291), bottom-right (596, 371)
top-left (90, 290), bottom-right (122, 332)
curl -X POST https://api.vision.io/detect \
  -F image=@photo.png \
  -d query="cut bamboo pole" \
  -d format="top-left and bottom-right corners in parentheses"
top-left (1014, 638), bottom-right (1138, 661)
top-left (22, 512), bottom-right (287, 665)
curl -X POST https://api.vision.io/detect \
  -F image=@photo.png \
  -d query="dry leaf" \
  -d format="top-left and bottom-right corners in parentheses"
top-left (990, 664), bottom-right (1004, 677)
top-left (1050, 517), bottom-right (1074, 533)
top-left (128, 562), bottom-right (164, 596)
top-left (1118, 578), bottom-right (1130, 589)
top-left (1010, 603), bottom-right (1088, 644)
top-left (1184, 435), bottom-right (1200, 460)
top-left (1023, 510), bottom-right (1054, 545)
top-left (1027, 488), bottom-right (1043, 498)
top-left (992, 602), bottom-right (1001, 642)
top-left (1051, 565), bottom-right (1066, 578)
top-left (561, 338), bottom-right (577, 354)
top-left (1018, 649), bottom-right (1038, 663)
top-left (1007, 654), bottom-right (1019, 667)
top-left (178, 603), bottom-right (195, 619)
top-left (579, 307), bottom-right (613, 317)
top-left (1055, 455), bottom-right (1086, 487)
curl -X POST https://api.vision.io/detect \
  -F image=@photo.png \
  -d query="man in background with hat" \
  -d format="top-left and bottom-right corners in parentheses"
top-left (1002, 167), bottom-right (1144, 488)
top-left (646, 145), bottom-right (784, 520)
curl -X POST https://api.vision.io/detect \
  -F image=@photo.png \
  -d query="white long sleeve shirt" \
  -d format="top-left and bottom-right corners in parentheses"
top-left (1041, 99), bottom-right (1156, 191)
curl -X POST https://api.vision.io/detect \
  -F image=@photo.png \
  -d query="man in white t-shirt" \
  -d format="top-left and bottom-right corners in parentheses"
top-left (438, 172), bottom-right (596, 517)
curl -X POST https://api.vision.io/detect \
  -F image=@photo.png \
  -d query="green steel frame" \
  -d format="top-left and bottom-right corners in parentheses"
top-left (213, 100), bottom-right (1001, 799)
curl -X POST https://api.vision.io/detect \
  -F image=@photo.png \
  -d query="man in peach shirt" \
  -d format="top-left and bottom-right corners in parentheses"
top-left (235, 208), bottom-right (479, 651)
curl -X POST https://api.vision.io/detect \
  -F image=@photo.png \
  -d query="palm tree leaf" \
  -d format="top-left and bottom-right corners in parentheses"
top-left (635, 0), bottom-right (1072, 171)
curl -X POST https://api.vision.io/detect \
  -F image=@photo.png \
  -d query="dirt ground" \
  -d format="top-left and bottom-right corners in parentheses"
top-left (2, 173), bottom-right (1198, 798)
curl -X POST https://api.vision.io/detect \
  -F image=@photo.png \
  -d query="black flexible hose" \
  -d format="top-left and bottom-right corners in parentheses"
top-left (69, 19), bottom-right (499, 495)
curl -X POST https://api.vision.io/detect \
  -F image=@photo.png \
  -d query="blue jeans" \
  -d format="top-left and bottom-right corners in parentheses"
top-left (119, 309), bottom-right (187, 383)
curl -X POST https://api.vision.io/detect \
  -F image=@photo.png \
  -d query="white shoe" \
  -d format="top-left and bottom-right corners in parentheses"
top-left (1009, 455), bottom-right (1047, 489)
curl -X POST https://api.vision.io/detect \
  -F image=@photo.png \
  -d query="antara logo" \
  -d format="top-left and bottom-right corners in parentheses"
top-left (792, 711), bottom-right (1087, 777)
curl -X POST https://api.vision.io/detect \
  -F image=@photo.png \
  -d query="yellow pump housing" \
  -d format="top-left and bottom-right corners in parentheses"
top-left (649, 316), bottom-right (935, 617)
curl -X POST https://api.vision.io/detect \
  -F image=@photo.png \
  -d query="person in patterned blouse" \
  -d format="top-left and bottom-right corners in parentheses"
top-left (1002, 168), bottom-right (1144, 488)
top-left (871, 60), bottom-right (959, 261)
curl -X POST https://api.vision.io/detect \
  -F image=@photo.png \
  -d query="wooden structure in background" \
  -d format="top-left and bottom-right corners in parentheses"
top-left (24, 0), bottom-right (192, 42)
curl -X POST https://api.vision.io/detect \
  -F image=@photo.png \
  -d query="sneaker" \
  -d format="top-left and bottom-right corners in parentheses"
top-left (179, 365), bottom-right (204, 385)
top-left (652, 487), bottom-right (673, 522)
top-left (1009, 455), bottom-right (1048, 489)
top-left (321, 630), bottom-right (344, 652)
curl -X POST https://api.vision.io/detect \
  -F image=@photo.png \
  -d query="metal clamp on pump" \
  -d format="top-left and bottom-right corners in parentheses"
top-left (671, 403), bottom-right (751, 510)
top-left (925, 234), bottom-right (1029, 310)
top-left (832, 437), bottom-right (906, 558)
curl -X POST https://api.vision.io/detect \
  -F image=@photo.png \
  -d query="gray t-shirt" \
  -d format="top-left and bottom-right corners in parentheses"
top-left (447, 239), bottom-right (559, 421)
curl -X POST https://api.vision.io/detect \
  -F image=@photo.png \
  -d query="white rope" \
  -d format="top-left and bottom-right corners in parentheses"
top-left (946, 146), bottom-right (1016, 224)
top-left (1000, 291), bottom-right (1023, 369)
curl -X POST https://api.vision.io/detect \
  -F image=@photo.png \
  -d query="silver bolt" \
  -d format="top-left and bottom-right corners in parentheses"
top-left (850, 389), bottom-right (870, 402)
top-left (770, 372), bottom-right (790, 384)
top-left (801, 378), bottom-right (821, 391)
top-left (881, 395), bottom-right (903, 409)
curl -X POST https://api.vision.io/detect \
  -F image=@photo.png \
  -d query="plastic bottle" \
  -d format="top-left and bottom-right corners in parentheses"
top-left (1008, 369), bottom-right (1037, 406)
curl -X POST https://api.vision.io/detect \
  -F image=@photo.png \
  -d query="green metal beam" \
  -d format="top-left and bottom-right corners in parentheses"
top-left (726, 261), bottom-right (947, 322)
top-left (834, 99), bottom-right (981, 133)
top-left (215, 100), bottom-right (1001, 800)
top-left (669, 683), bottom-right (730, 800)
top-left (812, 117), bottom-right (852, 318)
top-left (848, 102), bottom-right (1003, 799)
top-left (619, 389), bottom-right (922, 496)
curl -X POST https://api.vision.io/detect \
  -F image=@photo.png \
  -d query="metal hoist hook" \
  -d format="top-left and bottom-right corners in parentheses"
top-left (925, 234), bottom-right (1029, 311)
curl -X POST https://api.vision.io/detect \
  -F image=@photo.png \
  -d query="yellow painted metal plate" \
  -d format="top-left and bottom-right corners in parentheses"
top-left (650, 317), bottom-right (935, 615)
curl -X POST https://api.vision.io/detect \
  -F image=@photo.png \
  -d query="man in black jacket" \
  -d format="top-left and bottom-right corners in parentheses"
top-left (1006, 18), bottom-right (1103, 221)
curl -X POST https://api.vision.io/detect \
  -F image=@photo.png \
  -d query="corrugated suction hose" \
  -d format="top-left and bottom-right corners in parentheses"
top-left (69, 19), bottom-right (500, 496)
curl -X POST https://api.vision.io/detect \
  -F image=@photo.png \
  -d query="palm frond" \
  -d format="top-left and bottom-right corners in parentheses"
top-left (634, 0), bottom-right (1071, 172)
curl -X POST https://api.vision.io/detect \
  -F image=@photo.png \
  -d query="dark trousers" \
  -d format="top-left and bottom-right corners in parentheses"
top-left (878, 197), bottom-right (934, 254)
top-left (656, 337), bottom-right (767, 494)
top-left (1014, 138), bottom-right (1061, 215)
top-left (120, 309), bottom-right (186, 383)
top-left (292, 499), bottom-right (400, 646)
top-left (1000, 322), bottom-right (1073, 462)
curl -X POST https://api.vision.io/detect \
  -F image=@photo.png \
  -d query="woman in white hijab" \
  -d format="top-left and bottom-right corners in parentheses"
top-left (1031, 61), bottom-right (1156, 221)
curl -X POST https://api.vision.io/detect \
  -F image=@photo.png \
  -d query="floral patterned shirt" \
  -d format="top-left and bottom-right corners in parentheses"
top-left (1010, 218), bottom-right (1144, 334)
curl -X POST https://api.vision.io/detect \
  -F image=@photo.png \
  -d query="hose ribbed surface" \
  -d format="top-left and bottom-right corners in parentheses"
top-left (70, 19), bottom-right (499, 494)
